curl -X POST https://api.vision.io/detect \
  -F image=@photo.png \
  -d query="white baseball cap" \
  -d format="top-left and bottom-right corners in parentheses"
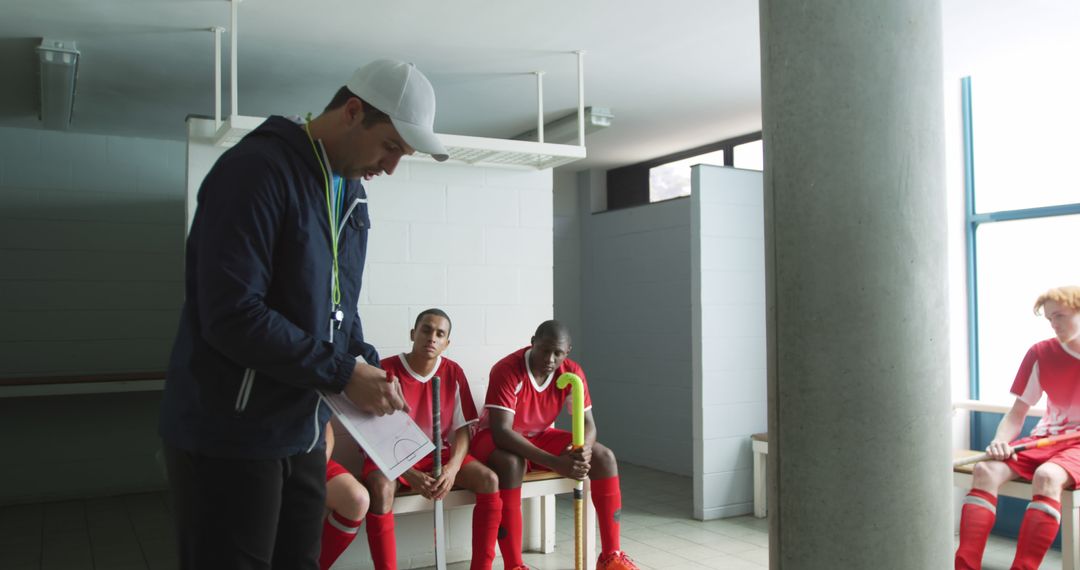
top-left (347, 59), bottom-right (449, 162)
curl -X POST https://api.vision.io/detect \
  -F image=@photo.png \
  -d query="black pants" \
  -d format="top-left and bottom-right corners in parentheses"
top-left (163, 444), bottom-right (326, 570)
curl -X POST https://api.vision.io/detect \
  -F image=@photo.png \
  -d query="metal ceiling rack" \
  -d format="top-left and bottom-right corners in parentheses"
top-left (205, 0), bottom-right (586, 170)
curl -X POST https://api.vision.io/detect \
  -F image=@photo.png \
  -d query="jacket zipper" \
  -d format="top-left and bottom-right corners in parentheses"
top-left (337, 198), bottom-right (364, 239)
top-left (234, 368), bottom-right (255, 413)
top-left (306, 397), bottom-right (323, 453)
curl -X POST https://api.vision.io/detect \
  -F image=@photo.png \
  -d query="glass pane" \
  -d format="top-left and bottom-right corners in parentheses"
top-left (733, 139), bottom-right (764, 171)
top-left (649, 149), bottom-right (725, 202)
top-left (975, 214), bottom-right (1080, 403)
top-left (971, 71), bottom-right (1080, 213)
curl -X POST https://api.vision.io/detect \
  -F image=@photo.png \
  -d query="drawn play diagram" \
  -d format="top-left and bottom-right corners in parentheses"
top-left (320, 390), bottom-right (435, 480)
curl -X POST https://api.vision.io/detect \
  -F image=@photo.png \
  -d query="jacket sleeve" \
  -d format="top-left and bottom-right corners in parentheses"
top-left (193, 150), bottom-right (353, 393)
top-left (348, 308), bottom-right (381, 367)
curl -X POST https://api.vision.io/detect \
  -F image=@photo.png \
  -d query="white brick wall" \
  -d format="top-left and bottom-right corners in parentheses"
top-left (0, 126), bottom-right (186, 377)
top-left (691, 165), bottom-right (767, 521)
top-left (339, 159), bottom-right (555, 567)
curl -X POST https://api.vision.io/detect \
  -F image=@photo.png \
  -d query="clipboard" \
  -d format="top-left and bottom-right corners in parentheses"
top-left (320, 391), bottom-right (434, 480)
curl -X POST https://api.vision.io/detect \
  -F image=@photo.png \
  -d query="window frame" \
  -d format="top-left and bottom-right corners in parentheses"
top-left (962, 75), bottom-right (1080, 401)
top-left (606, 131), bottom-right (762, 211)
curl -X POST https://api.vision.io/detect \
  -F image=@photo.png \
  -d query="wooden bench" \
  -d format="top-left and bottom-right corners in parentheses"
top-left (330, 420), bottom-right (597, 568)
top-left (0, 371), bottom-right (166, 397)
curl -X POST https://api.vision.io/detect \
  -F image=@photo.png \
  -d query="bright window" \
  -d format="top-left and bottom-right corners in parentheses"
top-left (973, 214), bottom-right (1080, 402)
top-left (969, 73), bottom-right (1080, 213)
top-left (648, 149), bottom-right (725, 202)
top-left (733, 140), bottom-right (764, 171)
top-left (964, 73), bottom-right (1080, 403)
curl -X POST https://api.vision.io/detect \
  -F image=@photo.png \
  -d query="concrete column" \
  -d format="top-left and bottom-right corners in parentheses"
top-left (759, 1), bottom-right (952, 568)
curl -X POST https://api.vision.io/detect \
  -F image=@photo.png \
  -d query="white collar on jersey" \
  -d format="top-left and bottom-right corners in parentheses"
top-left (397, 353), bottom-right (443, 383)
top-left (1060, 341), bottom-right (1080, 361)
top-left (523, 348), bottom-right (556, 392)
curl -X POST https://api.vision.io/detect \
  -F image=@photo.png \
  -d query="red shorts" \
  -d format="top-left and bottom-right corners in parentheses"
top-left (326, 458), bottom-right (350, 482)
top-left (1005, 435), bottom-right (1080, 486)
top-left (470, 428), bottom-right (573, 472)
top-left (361, 449), bottom-right (476, 487)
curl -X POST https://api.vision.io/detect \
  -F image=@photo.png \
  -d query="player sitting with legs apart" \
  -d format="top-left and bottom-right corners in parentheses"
top-left (472, 320), bottom-right (639, 570)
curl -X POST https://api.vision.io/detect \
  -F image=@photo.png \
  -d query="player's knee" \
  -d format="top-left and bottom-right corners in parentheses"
top-left (488, 450), bottom-right (525, 482)
top-left (477, 467), bottom-right (499, 494)
top-left (972, 461), bottom-right (1006, 486)
top-left (1032, 464), bottom-right (1069, 489)
top-left (592, 443), bottom-right (616, 470)
top-left (365, 477), bottom-right (396, 511)
top-left (342, 484), bottom-right (370, 520)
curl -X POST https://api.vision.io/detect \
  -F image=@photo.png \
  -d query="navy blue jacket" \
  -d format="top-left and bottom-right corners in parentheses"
top-left (160, 116), bottom-right (379, 459)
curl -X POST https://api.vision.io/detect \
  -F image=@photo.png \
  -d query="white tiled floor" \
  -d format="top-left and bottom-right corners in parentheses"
top-left (0, 462), bottom-right (1067, 569)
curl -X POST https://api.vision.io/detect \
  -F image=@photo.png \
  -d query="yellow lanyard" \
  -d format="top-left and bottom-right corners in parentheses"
top-left (303, 123), bottom-right (343, 312)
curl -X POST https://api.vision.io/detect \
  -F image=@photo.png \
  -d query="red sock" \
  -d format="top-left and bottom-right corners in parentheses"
top-left (471, 492), bottom-right (503, 570)
top-left (365, 511), bottom-right (397, 570)
top-left (955, 489), bottom-right (997, 570)
top-left (1011, 494), bottom-right (1062, 570)
top-left (590, 476), bottom-right (622, 555)
top-left (497, 487), bottom-right (523, 569)
top-left (319, 511), bottom-right (363, 570)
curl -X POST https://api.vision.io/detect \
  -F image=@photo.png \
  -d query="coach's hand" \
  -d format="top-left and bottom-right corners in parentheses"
top-left (345, 363), bottom-right (409, 416)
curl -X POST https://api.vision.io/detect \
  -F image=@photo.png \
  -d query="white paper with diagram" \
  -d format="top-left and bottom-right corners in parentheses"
top-left (320, 391), bottom-right (433, 481)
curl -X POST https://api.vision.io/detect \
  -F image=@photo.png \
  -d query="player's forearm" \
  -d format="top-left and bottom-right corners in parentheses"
top-left (493, 427), bottom-right (559, 468)
top-left (993, 410), bottom-right (1027, 443)
top-left (584, 418), bottom-right (597, 448)
top-left (446, 427), bottom-right (471, 471)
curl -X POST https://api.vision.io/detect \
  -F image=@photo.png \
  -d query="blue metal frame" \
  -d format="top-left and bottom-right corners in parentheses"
top-left (971, 202), bottom-right (1080, 223)
top-left (962, 77), bottom-right (980, 401)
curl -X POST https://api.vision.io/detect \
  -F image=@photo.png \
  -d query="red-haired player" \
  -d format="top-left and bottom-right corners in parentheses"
top-left (956, 286), bottom-right (1080, 570)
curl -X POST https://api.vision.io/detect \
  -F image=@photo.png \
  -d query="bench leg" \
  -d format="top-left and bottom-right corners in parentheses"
top-left (753, 447), bottom-right (767, 518)
top-left (1065, 493), bottom-right (1078, 570)
top-left (539, 494), bottom-right (556, 554)
top-left (523, 496), bottom-right (540, 552)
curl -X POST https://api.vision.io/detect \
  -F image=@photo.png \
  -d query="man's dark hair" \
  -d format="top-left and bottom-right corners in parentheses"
top-left (324, 86), bottom-right (392, 127)
top-left (533, 320), bottom-right (570, 343)
top-left (415, 308), bottom-right (452, 335)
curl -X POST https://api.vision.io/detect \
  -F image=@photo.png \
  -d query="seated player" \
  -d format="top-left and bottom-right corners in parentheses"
top-left (361, 308), bottom-right (503, 570)
top-left (472, 320), bottom-right (639, 570)
top-left (320, 423), bottom-right (369, 570)
top-left (956, 286), bottom-right (1080, 570)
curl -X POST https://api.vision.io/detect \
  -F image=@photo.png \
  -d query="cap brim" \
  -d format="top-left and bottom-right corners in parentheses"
top-left (391, 117), bottom-right (449, 162)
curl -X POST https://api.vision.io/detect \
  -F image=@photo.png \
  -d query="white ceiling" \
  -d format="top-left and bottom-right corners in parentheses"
top-left (1, 1), bottom-right (1076, 172)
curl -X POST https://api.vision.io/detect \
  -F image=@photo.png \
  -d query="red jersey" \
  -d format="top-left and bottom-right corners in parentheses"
top-left (481, 346), bottom-right (593, 437)
top-left (381, 353), bottom-right (479, 447)
top-left (1010, 338), bottom-right (1080, 436)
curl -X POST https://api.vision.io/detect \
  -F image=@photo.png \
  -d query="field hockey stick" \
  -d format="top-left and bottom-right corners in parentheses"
top-left (432, 375), bottom-right (447, 570)
top-left (954, 430), bottom-right (1080, 467)
top-left (556, 372), bottom-right (585, 570)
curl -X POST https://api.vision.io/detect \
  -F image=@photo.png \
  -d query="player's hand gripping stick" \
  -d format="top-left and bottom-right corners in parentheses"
top-left (953, 430), bottom-right (1080, 467)
top-left (556, 372), bottom-right (585, 570)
